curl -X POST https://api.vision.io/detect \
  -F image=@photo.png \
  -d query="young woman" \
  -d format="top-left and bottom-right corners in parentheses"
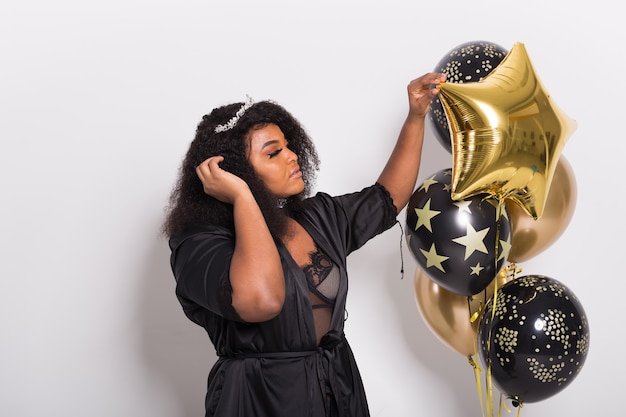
top-left (162, 72), bottom-right (446, 417)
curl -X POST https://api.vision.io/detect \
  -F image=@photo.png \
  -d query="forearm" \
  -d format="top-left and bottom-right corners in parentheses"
top-left (377, 114), bottom-right (425, 213)
top-left (229, 192), bottom-right (285, 322)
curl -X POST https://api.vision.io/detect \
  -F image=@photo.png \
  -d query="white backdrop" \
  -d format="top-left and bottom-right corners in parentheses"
top-left (2, 1), bottom-right (622, 416)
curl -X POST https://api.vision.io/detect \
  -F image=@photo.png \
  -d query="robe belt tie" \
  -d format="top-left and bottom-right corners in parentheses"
top-left (222, 331), bottom-right (347, 416)
top-left (221, 330), bottom-right (344, 359)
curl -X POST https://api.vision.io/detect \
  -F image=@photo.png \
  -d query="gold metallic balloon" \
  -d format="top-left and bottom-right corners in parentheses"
top-left (437, 42), bottom-right (577, 220)
top-left (413, 266), bottom-right (512, 357)
top-left (506, 156), bottom-right (577, 263)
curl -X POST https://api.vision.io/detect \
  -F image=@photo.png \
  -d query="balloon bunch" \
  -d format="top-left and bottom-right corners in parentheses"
top-left (407, 41), bottom-right (590, 415)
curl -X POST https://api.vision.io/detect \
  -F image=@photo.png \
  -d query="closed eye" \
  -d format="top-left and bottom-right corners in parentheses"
top-left (268, 148), bottom-right (282, 158)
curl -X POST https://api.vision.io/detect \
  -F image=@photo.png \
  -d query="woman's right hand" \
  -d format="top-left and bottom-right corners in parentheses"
top-left (195, 156), bottom-right (249, 204)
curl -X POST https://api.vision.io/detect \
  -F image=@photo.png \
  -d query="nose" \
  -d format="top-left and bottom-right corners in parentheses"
top-left (286, 147), bottom-right (298, 163)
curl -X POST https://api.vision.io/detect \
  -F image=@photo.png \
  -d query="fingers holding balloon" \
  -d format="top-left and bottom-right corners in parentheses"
top-left (407, 72), bottom-right (446, 117)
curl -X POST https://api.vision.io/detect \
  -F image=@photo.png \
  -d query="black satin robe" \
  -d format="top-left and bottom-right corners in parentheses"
top-left (169, 183), bottom-right (398, 417)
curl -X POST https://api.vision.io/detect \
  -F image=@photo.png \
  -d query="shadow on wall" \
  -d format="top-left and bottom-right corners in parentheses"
top-left (139, 235), bottom-right (217, 417)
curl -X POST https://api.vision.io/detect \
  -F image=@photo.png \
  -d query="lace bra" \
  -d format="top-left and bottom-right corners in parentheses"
top-left (301, 247), bottom-right (339, 344)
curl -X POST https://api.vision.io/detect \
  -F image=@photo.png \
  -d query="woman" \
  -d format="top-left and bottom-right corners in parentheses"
top-left (162, 72), bottom-right (446, 417)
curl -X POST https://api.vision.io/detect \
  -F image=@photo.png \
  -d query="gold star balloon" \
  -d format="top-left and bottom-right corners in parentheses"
top-left (437, 42), bottom-right (577, 219)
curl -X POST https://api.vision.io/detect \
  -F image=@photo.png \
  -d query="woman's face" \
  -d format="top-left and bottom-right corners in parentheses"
top-left (247, 123), bottom-right (304, 199)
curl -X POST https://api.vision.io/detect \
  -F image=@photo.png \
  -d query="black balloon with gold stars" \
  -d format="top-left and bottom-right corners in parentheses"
top-left (429, 40), bottom-right (508, 153)
top-left (405, 168), bottom-right (511, 296)
top-left (477, 275), bottom-right (590, 406)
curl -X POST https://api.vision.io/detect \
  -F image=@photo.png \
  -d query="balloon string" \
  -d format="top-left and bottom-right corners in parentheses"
top-left (468, 354), bottom-right (486, 417)
top-left (488, 195), bottom-right (504, 325)
top-left (468, 299), bottom-right (485, 417)
top-left (497, 392), bottom-right (516, 417)
top-left (396, 220), bottom-right (405, 279)
top-left (484, 200), bottom-right (525, 417)
top-left (492, 196), bottom-right (503, 321)
top-left (473, 199), bottom-right (526, 417)
top-left (485, 196), bottom-right (506, 417)
top-left (469, 293), bottom-right (486, 324)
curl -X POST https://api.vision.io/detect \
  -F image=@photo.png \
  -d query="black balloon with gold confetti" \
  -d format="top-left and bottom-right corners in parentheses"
top-left (429, 40), bottom-right (508, 153)
top-left (477, 275), bottom-right (590, 406)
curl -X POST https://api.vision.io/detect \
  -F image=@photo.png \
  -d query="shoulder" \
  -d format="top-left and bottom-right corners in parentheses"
top-left (299, 182), bottom-right (393, 210)
top-left (294, 182), bottom-right (395, 224)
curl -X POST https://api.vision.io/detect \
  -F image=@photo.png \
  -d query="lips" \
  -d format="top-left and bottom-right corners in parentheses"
top-left (290, 168), bottom-right (302, 179)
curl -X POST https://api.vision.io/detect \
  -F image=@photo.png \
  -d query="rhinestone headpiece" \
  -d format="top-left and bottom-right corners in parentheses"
top-left (214, 95), bottom-right (254, 133)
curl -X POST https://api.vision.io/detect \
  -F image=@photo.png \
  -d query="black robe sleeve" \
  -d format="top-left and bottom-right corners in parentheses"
top-left (294, 182), bottom-right (398, 257)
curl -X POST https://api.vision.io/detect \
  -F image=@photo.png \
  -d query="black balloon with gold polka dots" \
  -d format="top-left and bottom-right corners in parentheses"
top-left (477, 275), bottom-right (590, 406)
top-left (429, 40), bottom-right (509, 153)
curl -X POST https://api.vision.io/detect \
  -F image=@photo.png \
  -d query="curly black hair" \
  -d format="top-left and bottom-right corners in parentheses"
top-left (162, 100), bottom-right (320, 239)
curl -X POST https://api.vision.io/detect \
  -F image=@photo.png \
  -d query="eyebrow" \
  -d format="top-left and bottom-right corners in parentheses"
top-left (260, 139), bottom-right (281, 150)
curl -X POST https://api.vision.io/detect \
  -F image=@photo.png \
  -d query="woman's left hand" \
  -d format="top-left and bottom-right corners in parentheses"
top-left (407, 72), bottom-right (446, 118)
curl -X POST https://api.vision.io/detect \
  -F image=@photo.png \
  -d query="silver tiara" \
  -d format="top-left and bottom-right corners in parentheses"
top-left (214, 95), bottom-right (254, 133)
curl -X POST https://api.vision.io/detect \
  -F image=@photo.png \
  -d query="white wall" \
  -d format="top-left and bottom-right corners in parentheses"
top-left (1, 1), bottom-right (622, 415)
